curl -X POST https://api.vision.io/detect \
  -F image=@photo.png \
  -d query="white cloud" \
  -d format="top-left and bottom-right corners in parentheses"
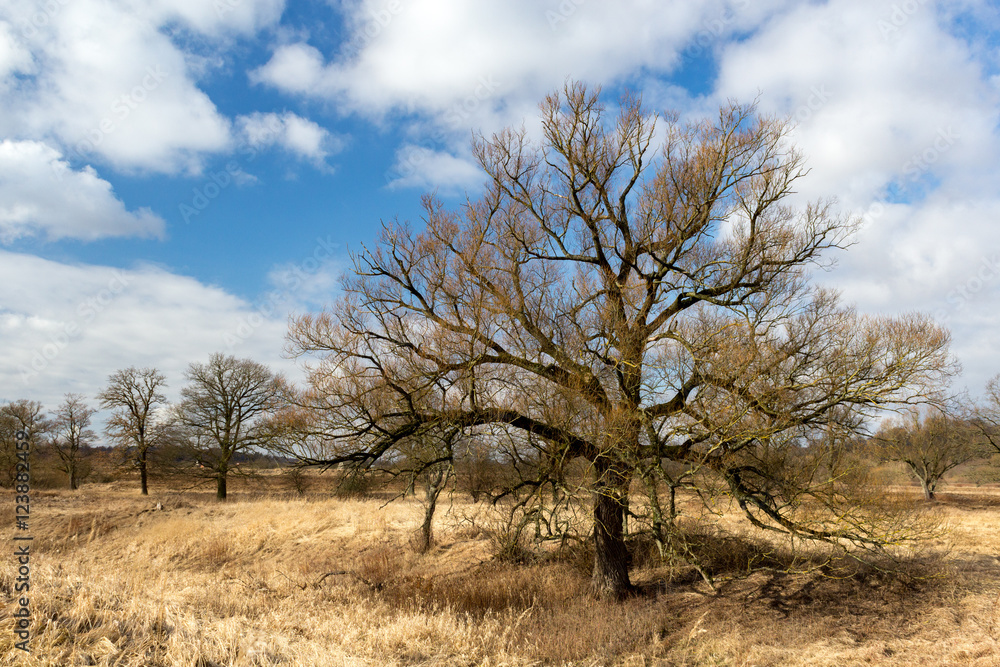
top-left (236, 111), bottom-right (345, 164)
top-left (249, 42), bottom-right (325, 93)
top-left (250, 0), bottom-right (758, 188)
top-left (385, 145), bottom-right (482, 192)
top-left (0, 251), bottom-right (306, 412)
top-left (248, 3), bottom-right (806, 198)
top-left (16, 0), bottom-right (233, 173)
top-left (0, 20), bottom-right (32, 78)
top-left (142, 0), bottom-right (286, 37)
top-left (265, 250), bottom-right (346, 312)
top-left (0, 139), bottom-right (165, 242)
top-left (714, 0), bottom-right (999, 206)
top-left (0, 0), bottom-right (287, 175)
top-left (709, 0), bottom-right (1000, 394)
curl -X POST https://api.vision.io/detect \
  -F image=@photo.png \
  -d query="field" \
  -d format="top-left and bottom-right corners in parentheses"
top-left (2, 475), bottom-right (1000, 666)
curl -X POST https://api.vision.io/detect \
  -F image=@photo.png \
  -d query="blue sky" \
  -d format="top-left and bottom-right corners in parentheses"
top-left (2, 0), bottom-right (999, 420)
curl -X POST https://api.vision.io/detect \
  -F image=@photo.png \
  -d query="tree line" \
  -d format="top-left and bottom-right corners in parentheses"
top-left (1, 355), bottom-right (286, 500)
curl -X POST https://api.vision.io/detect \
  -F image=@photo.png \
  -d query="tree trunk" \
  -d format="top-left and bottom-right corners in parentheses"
top-left (642, 469), bottom-right (669, 559)
top-left (139, 451), bottom-right (149, 496)
top-left (417, 466), bottom-right (448, 553)
top-left (921, 478), bottom-right (935, 501)
top-left (668, 483), bottom-right (677, 523)
top-left (217, 472), bottom-right (227, 501)
top-left (591, 460), bottom-right (633, 600)
top-left (69, 465), bottom-right (78, 491)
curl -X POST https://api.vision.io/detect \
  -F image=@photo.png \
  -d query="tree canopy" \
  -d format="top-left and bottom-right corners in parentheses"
top-left (285, 84), bottom-right (955, 599)
top-left (173, 353), bottom-right (286, 501)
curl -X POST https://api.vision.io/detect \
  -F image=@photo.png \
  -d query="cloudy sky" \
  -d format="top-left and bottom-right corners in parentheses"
top-left (1, 0), bottom-right (998, 423)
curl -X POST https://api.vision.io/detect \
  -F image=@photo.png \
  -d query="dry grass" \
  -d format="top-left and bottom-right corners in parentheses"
top-left (0, 478), bottom-right (999, 666)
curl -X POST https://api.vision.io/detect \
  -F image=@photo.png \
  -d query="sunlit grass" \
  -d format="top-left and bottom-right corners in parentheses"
top-left (1, 477), bottom-right (998, 665)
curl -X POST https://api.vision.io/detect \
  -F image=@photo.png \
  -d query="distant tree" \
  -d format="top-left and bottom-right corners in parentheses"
top-left (173, 353), bottom-right (286, 501)
top-left (0, 400), bottom-right (49, 486)
top-left (969, 374), bottom-right (1000, 456)
top-left (98, 366), bottom-right (168, 495)
top-left (52, 394), bottom-right (97, 490)
top-left (875, 410), bottom-right (979, 500)
top-left (285, 84), bottom-right (956, 599)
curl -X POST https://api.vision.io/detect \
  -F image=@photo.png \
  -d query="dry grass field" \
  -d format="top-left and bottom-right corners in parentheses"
top-left (2, 474), bottom-right (1000, 666)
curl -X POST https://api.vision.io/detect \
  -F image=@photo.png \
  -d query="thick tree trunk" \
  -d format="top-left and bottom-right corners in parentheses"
top-left (591, 460), bottom-right (633, 600)
top-left (921, 478), bottom-right (935, 501)
top-left (69, 466), bottom-right (78, 491)
top-left (217, 472), bottom-right (227, 501)
top-left (139, 451), bottom-right (149, 496)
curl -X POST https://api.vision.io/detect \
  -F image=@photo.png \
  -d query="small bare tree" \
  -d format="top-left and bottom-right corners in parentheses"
top-left (98, 366), bottom-right (168, 495)
top-left (969, 374), bottom-right (1000, 460)
top-left (172, 353), bottom-right (286, 501)
top-left (52, 394), bottom-right (97, 490)
top-left (0, 400), bottom-right (49, 487)
top-left (875, 410), bottom-right (978, 500)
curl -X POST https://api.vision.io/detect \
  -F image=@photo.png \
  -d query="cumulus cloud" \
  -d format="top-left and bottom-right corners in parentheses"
top-left (250, 0), bottom-right (758, 188)
top-left (252, 0), bottom-right (717, 116)
top-left (0, 139), bottom-right (165, 242)
top-left (236, 111), bottom-right (345, 164)
top-left (0, 0), bottom-right (287, 174)
top-left (143, 0), bottom-right (286, 36)
top-left (714, 0), bottom-right (999, 207)
top-left (0, 251), bottom-right (313, 411)
top-left (384, 145), bottom-right (483, 191)
top-left (250, 42), bottom-right (325, 93)
top-left (708, 0), bottom-right (1000, 393)
top-left (0, 20), bottom-right (32, 79)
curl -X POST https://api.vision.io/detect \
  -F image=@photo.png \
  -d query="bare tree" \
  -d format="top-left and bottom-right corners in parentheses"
top-left (0, 400), bottom-right (49, 487)
top-left (98, 367), bottom-right (168, 495)
top-left (52, 394), bottom-right (97, 490)
top-left (173, 353), bottom-right (286, 501)
top-left (874, 410), bottom-right (978, 500)
top-left (969, 374), bottom-right (1000, 455)
top-left (286, 84), bottom-right (955, 599)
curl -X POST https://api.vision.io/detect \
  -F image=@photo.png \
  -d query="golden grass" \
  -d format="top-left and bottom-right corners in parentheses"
top-left (0, 479), bottom-right (998, 666)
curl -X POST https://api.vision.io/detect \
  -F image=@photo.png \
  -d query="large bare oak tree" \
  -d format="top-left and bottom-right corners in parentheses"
top-left (173, 353), bottom-right (286, 500)
top-left (287, 84), bottom-right (955, 599)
